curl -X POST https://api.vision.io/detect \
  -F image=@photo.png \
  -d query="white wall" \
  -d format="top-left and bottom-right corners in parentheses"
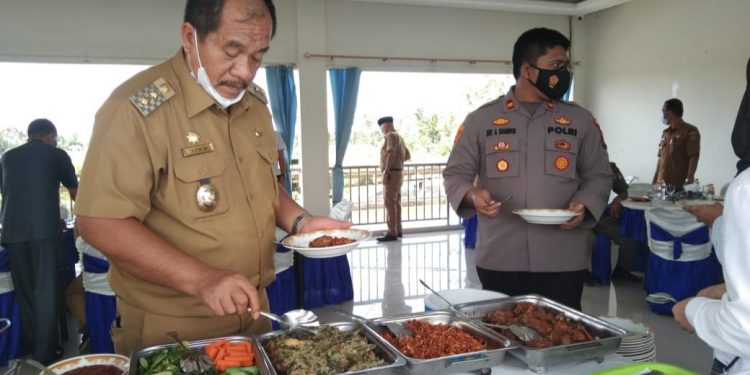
top-left (577, 0), bottom-right (750, 188)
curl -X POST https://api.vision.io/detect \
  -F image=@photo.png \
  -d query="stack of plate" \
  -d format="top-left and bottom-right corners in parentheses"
top-left (600, 317), bottom-right (656, 362)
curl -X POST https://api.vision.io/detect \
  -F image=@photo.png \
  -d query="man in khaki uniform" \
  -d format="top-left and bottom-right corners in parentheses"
top-left (443, 28), bottom-right (612, 310)
top-left (378, 116), bottom-right (409, 242)
top-left (75, 0), bottom-right (348, 354)
top-left (652, 98), bottom-right (700, 190)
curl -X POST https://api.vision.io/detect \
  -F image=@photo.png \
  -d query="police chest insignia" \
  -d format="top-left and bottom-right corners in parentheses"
top-left (129, 78), bottom-right (175, 117)
top-left (494, 141), bottom-right (511, 152)
top-left (453, 124), bottom-right (465, 145)
top-left (546, 101), bottom-right (555, 111)
top-left (186, 132), bottom-right (200, 145)
top-left (554, 156), bottom-right (570, 171)
top-left (492, 117), bottom-right (510, 126)
top-left (554, 116), bottom-right (571, 125)
top-left (554, 139), bottom-right (571, 151)
top-left (496, 159), bottom-right (509, 172)
top-left (182, 143), bottom-right (215, 157)
top-left (505, 100), bottom-right (515, 110)
top-left (549, 75), bottom-right (559, 89)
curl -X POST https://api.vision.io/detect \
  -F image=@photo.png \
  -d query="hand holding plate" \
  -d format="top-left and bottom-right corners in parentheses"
top-left (298, 215), bottom-right (352, 234)
top-left (560, 200), bottom-right (585, 230)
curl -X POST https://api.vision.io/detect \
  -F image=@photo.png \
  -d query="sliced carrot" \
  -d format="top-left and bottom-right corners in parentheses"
top-left (222, 355), bottom-right (252, 362)
top-left (205, 345), bottom-right (220, 360)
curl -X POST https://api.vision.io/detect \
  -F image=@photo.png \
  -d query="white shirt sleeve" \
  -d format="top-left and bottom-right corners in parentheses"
top-left (686, 170), bottom-right (750, 358)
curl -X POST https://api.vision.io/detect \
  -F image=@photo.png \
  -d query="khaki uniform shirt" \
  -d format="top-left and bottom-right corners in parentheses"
top-left (656, 123), bottom-right (700, 187)
top-left (444, 88), bottom-right (613, 272)
top-left (380, 131), bottom-right (407, 171)
top-left (74, 50), bottom-right (278, 317)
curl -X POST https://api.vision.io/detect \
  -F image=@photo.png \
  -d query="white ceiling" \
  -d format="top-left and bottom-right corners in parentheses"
top-left (340, 0), bottom-right (632, 16)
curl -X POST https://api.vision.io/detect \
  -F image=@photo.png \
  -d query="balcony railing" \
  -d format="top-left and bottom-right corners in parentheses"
top-left (331, 163), bottom-right (459, 228)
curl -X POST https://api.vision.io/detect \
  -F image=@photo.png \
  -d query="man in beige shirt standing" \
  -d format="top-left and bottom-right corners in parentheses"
top-left (652, 98), bottom-right (700, 190)
top-left (378, 116), bottom-right (409, 242)
top-left (74, 0), bottom-right (348, 354)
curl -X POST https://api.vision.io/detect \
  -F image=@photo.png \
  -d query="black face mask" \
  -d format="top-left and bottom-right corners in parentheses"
top-left (528, 65), bottom-right (571, 100)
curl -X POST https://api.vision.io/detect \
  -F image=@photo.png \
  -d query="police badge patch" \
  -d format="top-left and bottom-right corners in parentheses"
top-left (549, 75), bottom-right (559, 89)
top-left (555, 116), bottom-right (572, 125)
top-left (496, 159), bottom-right (509, 172)
top-left (554, 139), bottom-right (571, 151)
top-left (554, 156), bottom-right (570, 171)
top-left (494, 141), bottom-right (511, 151)
top-left (492, 117), bottom-right (510, 126)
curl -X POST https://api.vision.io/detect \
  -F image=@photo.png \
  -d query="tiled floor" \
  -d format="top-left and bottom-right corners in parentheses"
top-left (6, 229), bottom-right (713, 374)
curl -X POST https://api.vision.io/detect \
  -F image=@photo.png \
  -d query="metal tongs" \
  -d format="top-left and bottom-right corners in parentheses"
top-left (418, 279), bottom-right (540, 343)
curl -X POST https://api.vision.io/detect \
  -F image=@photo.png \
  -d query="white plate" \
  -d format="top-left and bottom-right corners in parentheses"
top-left (512, 209), bottom-right (581, 225)
top-left (47, 354), bottom-right (129, 375)
top-left (281, 229), bottom-right (371, 258)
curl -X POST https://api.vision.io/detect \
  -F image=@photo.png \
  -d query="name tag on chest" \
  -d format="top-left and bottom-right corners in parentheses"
top-left (182, 143), bottom-right (215, 157)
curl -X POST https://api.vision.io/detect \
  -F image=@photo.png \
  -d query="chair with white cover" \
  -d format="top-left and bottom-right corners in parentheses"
top-left (78, 238), bottom-right (116, 353)
top-left (644, 208), bottom-right (723, 314)
top-left (0, 249), bottom-right (21, 366)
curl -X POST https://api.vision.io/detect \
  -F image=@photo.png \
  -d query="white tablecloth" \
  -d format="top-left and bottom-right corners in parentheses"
top-left (456, 353), bottom-right (632, 374)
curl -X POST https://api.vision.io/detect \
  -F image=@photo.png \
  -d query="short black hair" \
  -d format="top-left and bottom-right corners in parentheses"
top-left (512, 28), bottom-right (571, 79)
top-left (378, 116), bottom-right (393, 126)
top-left (664, 98), bottom-right (684, 117)
top-left (27, 118), bottom-right (57, 138)
top-left (184, 0), bottom-right (277, 40)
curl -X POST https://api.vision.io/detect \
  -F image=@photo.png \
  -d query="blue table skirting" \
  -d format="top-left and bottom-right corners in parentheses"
top-left (266, 267), bottom-right (297, 331)
top-left (645, 250), bottom-right (723, 314)
top-left (301, 255), bottom-right (353, 309)
top-left (84, 292), bottom-right (116, 353)
top-left (620, 207), bottom-right (648, 243)
top-left (0, 250), bottom-right (21, 365)
top-left (592, 233), bottom-right (612, 284)
top-left (0, 292), bottom-right (21, 366)
top-left (462, 215), bottom-right (478, 249)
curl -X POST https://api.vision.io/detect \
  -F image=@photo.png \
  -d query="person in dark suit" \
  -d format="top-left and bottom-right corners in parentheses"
top-left (0, 118), bottom-right (78, 364)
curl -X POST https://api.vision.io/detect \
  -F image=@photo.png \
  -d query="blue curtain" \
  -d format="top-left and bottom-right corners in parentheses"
top-left (329, 67), bottom-right (362, 204)
top-left (265, 65), bottom-right (297, 193)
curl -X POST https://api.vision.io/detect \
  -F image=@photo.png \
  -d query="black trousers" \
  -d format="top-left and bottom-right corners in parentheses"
top-left (477, 267), bottom-right (588, 310)
top-left (5, 239), bottom-right (61, 363)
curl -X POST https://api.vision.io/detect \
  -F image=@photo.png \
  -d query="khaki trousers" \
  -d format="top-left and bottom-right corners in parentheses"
top-left (384, 171), bottom-right (404, 236)
top-left (112, 289), bottom-right (272, 354)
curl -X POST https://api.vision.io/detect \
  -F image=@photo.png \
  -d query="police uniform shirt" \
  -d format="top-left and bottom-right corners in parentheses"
top-left (380, 131), bottom-right (406, 171)
top-left (74, 50), bottom-right (278, 317)
top-left (443, 88), bottom-right (613, 272)
top-left (656, 123), bottom-right (700, 186)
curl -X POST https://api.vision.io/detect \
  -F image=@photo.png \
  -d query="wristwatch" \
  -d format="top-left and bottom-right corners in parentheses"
top-left (291, 211), bottom-right (311, 235)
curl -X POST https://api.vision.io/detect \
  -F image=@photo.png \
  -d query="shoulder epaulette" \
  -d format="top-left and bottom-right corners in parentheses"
top-left (477, 96), bottom-right (504, 111)
top-left (248, 83), bottom-right (268, 104)
top-left (129, 78), bottom-right (175, 117)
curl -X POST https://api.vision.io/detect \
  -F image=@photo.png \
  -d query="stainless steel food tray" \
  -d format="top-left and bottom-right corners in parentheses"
top-left (254, 322), bottom-right (408, 375)
top-left (131, 335), bottom-right (266, 375)
top-left (368, 310), bottom-right (515, 375)
top-left (451, 294), bottom-right (627, 373)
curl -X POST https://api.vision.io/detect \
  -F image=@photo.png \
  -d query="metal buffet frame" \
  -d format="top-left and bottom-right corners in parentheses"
top-left (450, 295), bottom-right (627, 374)
top-left (254, 322), bottom-right (408, 375)
top-left (367, 310), bottom-right (516, 375)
